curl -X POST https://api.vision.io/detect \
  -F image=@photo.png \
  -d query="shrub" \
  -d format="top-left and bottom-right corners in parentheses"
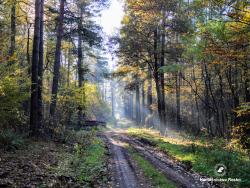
top-left (232, 102), bottom-right (250, 154)
top-left (0, 62), bottom-right (29, 130)
top-left (0, 130), bottom-right (25, 151)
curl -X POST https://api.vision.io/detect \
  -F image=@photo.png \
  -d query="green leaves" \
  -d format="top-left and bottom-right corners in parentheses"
top-left (0, 62), bottom-right (29, 129)
top-left (159, 64), bottom-right (182, 73)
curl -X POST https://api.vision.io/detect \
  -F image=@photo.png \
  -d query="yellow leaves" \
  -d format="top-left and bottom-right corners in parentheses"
top-left (122, 15), bottom-right (130, 25)
top-left (0, 85), bottom-right (4, 96)
top-left (8, 54), bottom-right (17, 62)
top-left (62, 42), bottom-right (73, 51)
top-left (227, 7), bottom-right (250, 32)
top-left (234, 102), bottom-right (250, 118)
top-left (116, 65), bottom-right (137, 74)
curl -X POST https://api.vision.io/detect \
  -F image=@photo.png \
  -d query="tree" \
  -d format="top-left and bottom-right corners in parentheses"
top-left (50, 0), bottom-right (65, 118)
top-left (37, 0), bottom-right (45, 130)
top-left (30, 0), bottom-right (42, 136)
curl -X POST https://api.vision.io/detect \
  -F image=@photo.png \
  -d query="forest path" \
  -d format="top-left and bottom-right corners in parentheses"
top-left (101, 119), bottom-right (214, 188)
top-left (102, 130), bottom-right (152, 188)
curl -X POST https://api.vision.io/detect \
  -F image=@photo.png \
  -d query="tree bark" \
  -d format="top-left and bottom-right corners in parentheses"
top-left (37, 0), bottom-right (44, 130)
top-left (141, 81), bottom-right (145, 125)
top-left (136, 83), bottom-right (141, 124)
top-left (111, 81), bottom-right (115, 118)
top-left (50, 0), bottom-right (65, 117)
top-left (160, 7), bottom-right (166, 124)
top-left (176, 72), bottom-right (181, 127)
top-left (153, 29), bottom-right (163, 126)
top-left (30, 0), bottom-right (41, 136)
top-left (67, 48), bottom-right (70, 88)
top-left (130, 93), bottom-right (134, 120)
top-left (27, 23), bottom-right (31, 74)
top-left (77, 10), bottom-right (83, 88)
top-left (9, 1), bottom-right (16, 57)
top-left (147, 65), bottom-right (153, 114)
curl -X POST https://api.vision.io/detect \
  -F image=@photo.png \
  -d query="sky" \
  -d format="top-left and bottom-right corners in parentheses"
top-left (99, 0), bottom-right (124, 36)
top-left (96, 0), bottom-right (124, 68)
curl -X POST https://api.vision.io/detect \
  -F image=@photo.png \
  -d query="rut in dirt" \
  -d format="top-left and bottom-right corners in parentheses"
top-left (102, 130), bottom-right (215, 188)
top-left (103, 131), bottom-right (151, 188)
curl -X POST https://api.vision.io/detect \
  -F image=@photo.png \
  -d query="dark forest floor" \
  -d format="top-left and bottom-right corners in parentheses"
top-left (0, 140), bottom-right (85, 188)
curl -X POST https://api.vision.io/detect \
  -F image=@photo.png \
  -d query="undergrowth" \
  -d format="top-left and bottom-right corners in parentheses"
top-left (54, 130), bottom-right (108, 186)
top-left (0, 130), bottom-right (25, 151)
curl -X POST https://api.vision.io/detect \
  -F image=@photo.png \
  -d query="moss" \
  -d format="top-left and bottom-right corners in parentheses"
top-left (128, 147), bottom-right (176, 188)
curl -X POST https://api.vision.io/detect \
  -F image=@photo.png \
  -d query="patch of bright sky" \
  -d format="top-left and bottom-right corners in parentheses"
top-left (99, 0), bottom-right (124, 36)
top-left (95, 0), bottom-right (124, 69)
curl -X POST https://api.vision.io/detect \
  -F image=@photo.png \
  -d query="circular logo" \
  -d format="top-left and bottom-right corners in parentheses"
top-left (214, 163), bottom-right (227, 176)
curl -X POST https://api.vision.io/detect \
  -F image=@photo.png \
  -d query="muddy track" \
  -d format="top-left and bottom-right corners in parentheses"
top-left (102, 131), bottom-right (220, 188)
top-left (101, 132), bottom-right (151, 188)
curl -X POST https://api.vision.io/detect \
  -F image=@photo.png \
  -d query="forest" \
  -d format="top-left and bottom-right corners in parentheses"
top-left (0, 0), bottom-right (249, 187)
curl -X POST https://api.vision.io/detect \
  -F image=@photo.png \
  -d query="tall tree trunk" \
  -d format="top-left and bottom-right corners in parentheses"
top-left (50, 0), bottom-right (65, 117)
top-left (130, 93), bottom-right (134, 120)
top-left (9, 1), bottom-right (16, 57)
top-left (243, 63), bottom-right (250, 102)
top-left (27, 23), bottom-right (31, 74)
top-left (37, 0), bottom-right (44, 130)
top-left (202, 64), bottom-right (213, 135)
top-left (136, 83), bottom-right (141, 124)
top-left (204, 64), bottom-right (220, 135)
top-left (160, 7), bottom-right (166, 124)
top-left (218, 71), bottom-right (227, 136)
top-left (192, 65), bottom-right (200, 132)
top-left (141, 81), bottom-right (145, 125)
top-left (153, 29), bottom-right (163, 125)
top-left (77, 8), bottom-right (84, 128)
top-left (176, 72), bottom-right (181, 127)
top-left (77, 13), bottom-right (83, 88)
top-left (30, 0), bottom-right (41, 136)
top-left (67, 48), bottom-right (70, 88)
top-left (111, 81), bottom-right (115, 118)
top-left (147, 65), bottom-right (153, 114)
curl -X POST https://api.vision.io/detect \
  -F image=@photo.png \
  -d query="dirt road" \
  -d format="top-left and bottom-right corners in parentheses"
top-left (102, 129), bottom-right (214, 188)
top-left (103, 131), bottom-right (151, 188)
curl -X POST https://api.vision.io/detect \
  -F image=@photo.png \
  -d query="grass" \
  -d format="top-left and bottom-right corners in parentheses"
top-left (128, 128), bottom-right (250, 188)
top-left (54, 130), bottom-right (108, 186)
top-left (77, 138), bottom-right (107, 184)
top-left (128, 146), bottom-right (177, 188)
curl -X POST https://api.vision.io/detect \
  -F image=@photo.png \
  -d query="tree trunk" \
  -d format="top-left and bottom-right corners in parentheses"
top-left (176, 72), bottom-right (181, 127)
top-left (147, 65), bottom-right (153, 114)
top-left (244, 64), bottom-right (250, 102)
top-left (111, 81), bottom-right (115, 118)
top-left (136, 83), bottom-right (141, 124)
top-left (27, 23), bottom-right (31, 74)
top-left (67, 48), bottom-right (70, 87)
top-left (9, 1), bottom-right (16, 57)
top-left (30, 0), bottom-right (41, 136)
top-left (192, 65), bottom-right (200, 132)
top-left (77, 8), bottom-right (84, 128)
top-left (50, 0), bottom-right (65, 117)
top-left (202, 64), bottom-right (213, 135)
top-left (37, 0), bottom-right (44, 130)
top-left (77, 12), bottom-right (83, 88)
top-left (141, 81), bottom-right (145, 125)
top-left (160, 7), bottom-right (166, 124)
top-left (130, 93), bottom-right (134, 120)
top-left (153, 29), bottom-right (163, 125)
